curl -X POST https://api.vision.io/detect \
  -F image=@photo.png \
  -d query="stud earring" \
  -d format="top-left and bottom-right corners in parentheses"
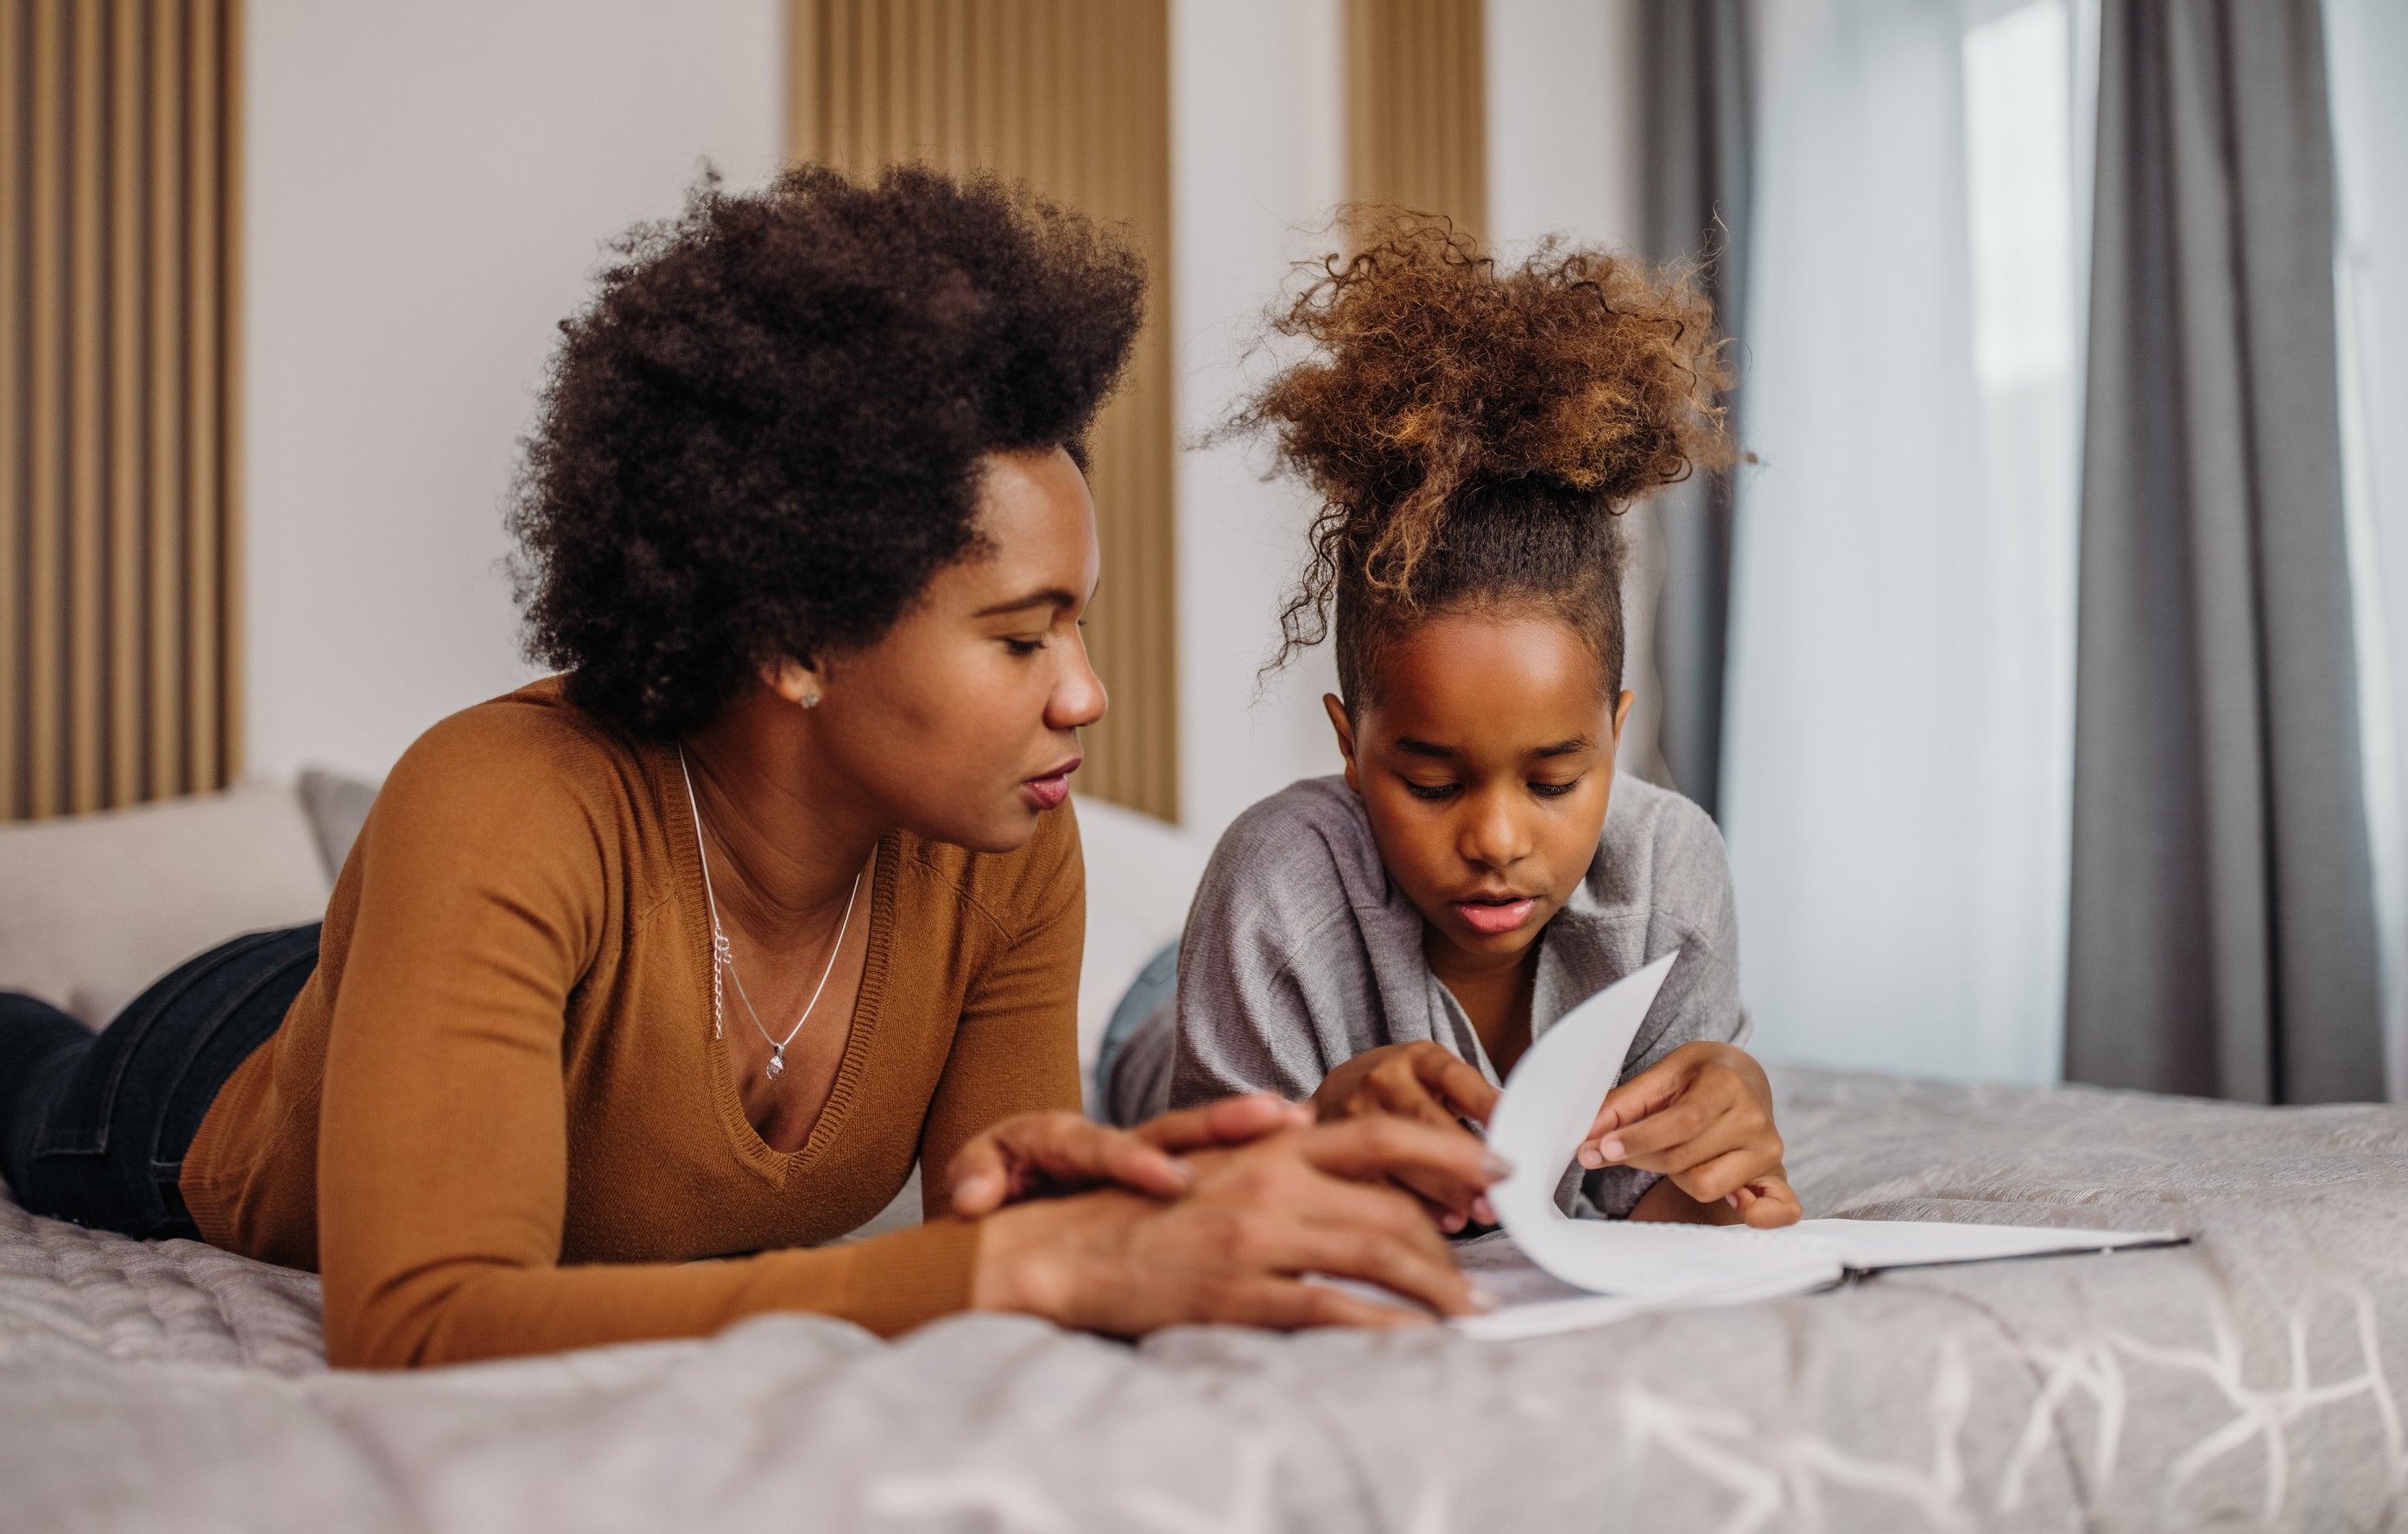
top-left (800, 689), bottom-right (822, 709)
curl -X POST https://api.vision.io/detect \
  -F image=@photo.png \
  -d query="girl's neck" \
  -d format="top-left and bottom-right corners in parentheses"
top-left (680, 695), bottom-right (882, 948)
top-left (1424, 925), bottom-right (1541, 1077)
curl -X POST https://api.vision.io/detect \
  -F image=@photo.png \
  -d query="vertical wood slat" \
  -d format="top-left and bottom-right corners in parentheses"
top-left (1344, 0), bottom-right (1488, 238)
top-left (29, 0), bottom-right (62, 816)
top-left (1, 0), bottom-right (238, 820)
top-left (0, 0), bottom-right (22, 819)
top-left (69, 0), bottom-right (103, 813)
top-left (787, 0), bottom-right (1179, 822)
top-left (109, 0), bottom-right (143, 807)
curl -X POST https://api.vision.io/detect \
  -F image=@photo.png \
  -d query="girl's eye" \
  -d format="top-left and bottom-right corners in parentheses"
top-left (1530, 779), bottom-right (1581, 799)
top-left (1404, 781), bottom-right (1461, 802)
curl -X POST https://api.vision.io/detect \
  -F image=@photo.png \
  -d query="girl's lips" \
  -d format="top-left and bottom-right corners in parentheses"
top-left (1455, 897), bottom-right (1536, 935)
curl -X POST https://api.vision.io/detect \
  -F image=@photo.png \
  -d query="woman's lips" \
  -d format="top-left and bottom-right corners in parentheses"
top-left (1454, 897), bottom-right (1536, 935)
top-left (1022, 758), bottom-right (1080, 811)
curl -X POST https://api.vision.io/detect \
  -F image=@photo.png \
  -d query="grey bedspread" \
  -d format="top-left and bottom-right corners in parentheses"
top-left (3, 1066), bottom-right (2403, 1532)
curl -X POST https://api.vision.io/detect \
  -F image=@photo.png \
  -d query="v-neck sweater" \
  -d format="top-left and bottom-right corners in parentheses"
top-left (178, 679), bottom-right (1083, 1369)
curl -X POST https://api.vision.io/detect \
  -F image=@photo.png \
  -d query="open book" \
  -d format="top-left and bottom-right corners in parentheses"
top-left (1451, 951), bottom-right (2184, 1341)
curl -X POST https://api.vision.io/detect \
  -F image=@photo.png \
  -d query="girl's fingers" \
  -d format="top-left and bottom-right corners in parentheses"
top-left (1413, 1049), bottom-right (1500, 1125)
top-left (1668, 1145), bottom-right (1781, 1205)
top-left (1739, 1176), bottom-right (1803, 1228)
top-left (1132, 1093), bottom-right (1312, 1153)
top-left (1583, 1090), bottom-right (1721, 1168)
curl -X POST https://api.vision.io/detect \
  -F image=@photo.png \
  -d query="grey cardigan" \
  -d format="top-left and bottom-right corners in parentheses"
top-left (1107, 774), bottom-right (1747, 1217)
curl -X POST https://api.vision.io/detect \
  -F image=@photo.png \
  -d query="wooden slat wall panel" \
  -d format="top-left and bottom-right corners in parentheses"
top-left (1346, 0), bottom-right (1487, 237)
top-left (789, 0), bottom-right (1178, 824)
top-left (0, 0), bottom-right (238, 821)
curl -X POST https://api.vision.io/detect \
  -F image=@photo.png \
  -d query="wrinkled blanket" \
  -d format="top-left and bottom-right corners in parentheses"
top-left (3, 1067), bottom-right (2405, 1532)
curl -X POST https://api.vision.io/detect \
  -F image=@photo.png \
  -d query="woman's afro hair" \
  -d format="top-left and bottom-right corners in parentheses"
top-left (1233, 211), bottom-right (1733, 700)
top-left (510, 163), bottom-right (1144, 738)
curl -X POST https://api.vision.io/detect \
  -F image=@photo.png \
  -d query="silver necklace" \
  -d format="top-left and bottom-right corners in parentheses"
top-left (677, 746), bottom-right (861, 1083)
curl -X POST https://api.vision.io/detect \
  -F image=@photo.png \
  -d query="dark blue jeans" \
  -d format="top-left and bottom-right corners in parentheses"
top-left (0, 924), bottom-right (320, 1239)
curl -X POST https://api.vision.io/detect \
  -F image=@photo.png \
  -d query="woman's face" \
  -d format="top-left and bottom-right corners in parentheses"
top-left (814, 447), bottom-right (1106, 853)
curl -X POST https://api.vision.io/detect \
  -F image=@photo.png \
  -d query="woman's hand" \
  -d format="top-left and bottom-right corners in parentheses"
top-left (969, 1116), bottom-right (1507, 1334)
top-left (1308, 1042), bottom-right (1503, 1232)
top-left (946, 1094), bottom-right (1314, 1217)
top-left (1580, 1042), bottom-right (1799, 1228)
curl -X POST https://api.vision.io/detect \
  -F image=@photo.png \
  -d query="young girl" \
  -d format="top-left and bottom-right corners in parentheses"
top-left (1106, 217), bottom-right (1798, 1231)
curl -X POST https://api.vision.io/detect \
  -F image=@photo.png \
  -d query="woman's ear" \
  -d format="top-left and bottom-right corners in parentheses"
top-left (761, 654), bottom-right (828, 710)
top-left (1322, 693), bottom-right (1362, 794)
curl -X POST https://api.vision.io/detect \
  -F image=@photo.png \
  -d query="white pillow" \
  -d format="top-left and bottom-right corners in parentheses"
top-left (1074, 796), bottom-right (1207, 1078)
top-left (0, 782), bottom-right (333, 1028)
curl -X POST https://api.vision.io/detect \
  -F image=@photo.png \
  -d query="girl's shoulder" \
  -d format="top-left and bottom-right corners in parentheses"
top-left (1587, 775), bottom-right (1735, 931)
top-left (1194, 776), bottom-right (1390, 935)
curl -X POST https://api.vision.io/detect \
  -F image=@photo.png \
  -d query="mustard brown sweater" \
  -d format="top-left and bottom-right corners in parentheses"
top-left (179, 680), bottom-right (1084, 1368)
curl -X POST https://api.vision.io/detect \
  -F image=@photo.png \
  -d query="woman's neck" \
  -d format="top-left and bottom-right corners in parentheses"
top-left (680, 693), bottom-right (882, 947)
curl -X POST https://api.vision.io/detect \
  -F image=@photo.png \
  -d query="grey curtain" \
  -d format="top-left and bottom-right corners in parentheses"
top-left (2067, 0), bottom-right (2384, 1102)
top-left (1640, 0), bottom-right (1752, 818)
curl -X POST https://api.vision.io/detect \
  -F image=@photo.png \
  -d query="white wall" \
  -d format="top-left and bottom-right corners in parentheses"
top-left (243, 0), bottom-right (783, 781)
top-left (1166, 0), bottom-right (1353, 840)
top-left (1483, 0), bottom-right (1668, 783)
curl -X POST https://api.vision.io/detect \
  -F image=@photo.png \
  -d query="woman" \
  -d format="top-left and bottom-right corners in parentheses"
top-left (0, 167), bottom-right (1498, 1368)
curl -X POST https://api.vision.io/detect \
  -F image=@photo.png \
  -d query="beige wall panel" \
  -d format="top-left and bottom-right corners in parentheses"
top-left (1346, 0), bottom-right (1487, 236)
top-left (789, 0), bottom-right (1178, 821)
top-left (1, 0), bottom-right (238, 818)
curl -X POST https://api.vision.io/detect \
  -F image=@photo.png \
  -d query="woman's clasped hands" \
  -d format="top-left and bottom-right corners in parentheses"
top-left (947, 1096), bottom-right (1505, 1334)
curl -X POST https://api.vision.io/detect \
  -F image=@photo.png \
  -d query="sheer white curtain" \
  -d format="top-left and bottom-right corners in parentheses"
top-left (1719, 0), bottom-right (2094, 1083)
top-left (2326, 0), bottom-right (2408, 1100)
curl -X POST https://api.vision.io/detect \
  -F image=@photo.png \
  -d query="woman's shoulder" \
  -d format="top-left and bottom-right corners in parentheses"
top-left (372, 677), bottom-right (654, 853)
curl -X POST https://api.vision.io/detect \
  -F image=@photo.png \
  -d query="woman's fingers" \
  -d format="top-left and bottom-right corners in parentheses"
top-left (1295, 1117), bottom-right (1508, 1216)
top-left (1131, 1093), bottom-right (1313, 1154)
top-left (1275, 1223), bottom-right (1480, 1319)
top-left (947, 1113), bottom-right (1192, 1217)
top-left (1240, 1279), bottom-right (1434, 1331)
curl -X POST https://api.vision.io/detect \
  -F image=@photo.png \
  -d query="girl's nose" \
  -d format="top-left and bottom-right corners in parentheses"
top-left (1461, 787), bottom-right (1532, 871)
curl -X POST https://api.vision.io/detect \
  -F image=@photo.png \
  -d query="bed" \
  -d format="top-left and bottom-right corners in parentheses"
top-left (6, 1062), bottom-right (2404, 1533)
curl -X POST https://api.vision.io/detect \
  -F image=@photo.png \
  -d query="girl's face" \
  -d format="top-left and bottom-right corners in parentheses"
top-left (1324, 611), bottom-right (1633, 971)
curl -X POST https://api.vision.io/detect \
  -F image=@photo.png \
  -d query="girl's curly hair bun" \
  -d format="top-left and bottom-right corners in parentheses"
top-left (1233, 209), bottom-right (1734, 670)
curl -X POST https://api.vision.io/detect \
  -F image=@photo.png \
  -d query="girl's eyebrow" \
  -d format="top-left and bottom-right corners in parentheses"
top-left (1395, 738), bottom-right (1457, 758)
top-left (1534, 737), bottom-right (1594, 758)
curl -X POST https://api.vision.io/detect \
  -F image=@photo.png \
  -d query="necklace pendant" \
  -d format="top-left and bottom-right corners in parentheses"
top-left (765, 1047), bottom-right (785, 1081)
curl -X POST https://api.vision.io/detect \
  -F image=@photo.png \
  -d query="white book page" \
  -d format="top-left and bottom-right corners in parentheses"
top-left (1465, 952), bottom-right (2183, 1329)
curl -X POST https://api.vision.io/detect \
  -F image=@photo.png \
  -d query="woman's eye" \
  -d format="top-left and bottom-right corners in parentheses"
top-left (1003, 637), bottom-right (1047, 656)
top-left (1404, 781), bottom-right (1461, 802)
top-left (1530, 779), bottom-right (1581, 799)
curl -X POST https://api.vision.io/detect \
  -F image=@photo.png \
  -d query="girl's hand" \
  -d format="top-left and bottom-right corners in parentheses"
top-left (1309, 1042), bottom-right (1503, 1232)
top-left (969, 1116), bottom-right (1505, 1334)
top-left (1580, 1042), bottom-right (1799, 1228)
top-left (947, 1095), bottom-right (1314, 1217)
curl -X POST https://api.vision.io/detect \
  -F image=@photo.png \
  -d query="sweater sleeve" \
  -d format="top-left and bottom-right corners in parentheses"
top-left (913, 808), bottom-right (1086, 1216)
top-left (314, 717), bottom-right (983, 1369)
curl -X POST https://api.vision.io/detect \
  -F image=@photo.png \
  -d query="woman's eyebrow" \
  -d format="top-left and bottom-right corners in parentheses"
top-left (972, 587), bottom-right (1078, 618)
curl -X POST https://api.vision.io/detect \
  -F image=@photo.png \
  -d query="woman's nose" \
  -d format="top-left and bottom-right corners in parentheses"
top-left (1049, 634), bottom-right (1108, 732)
